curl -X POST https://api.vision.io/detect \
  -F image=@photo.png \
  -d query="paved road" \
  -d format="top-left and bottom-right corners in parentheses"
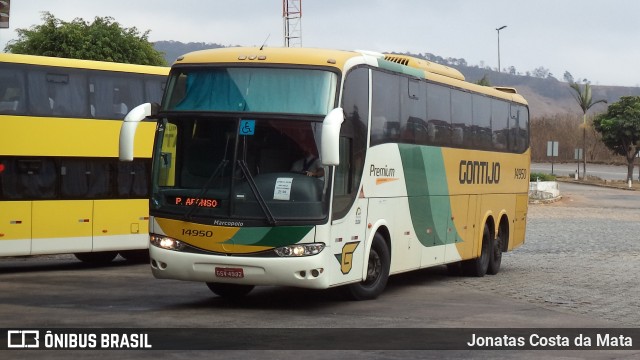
top-left (531, 162), bottom-right (639, 181)
top-left (1, 183), bottom-right (639, 359)
top-left (458, 182), bottom-right (640, 327)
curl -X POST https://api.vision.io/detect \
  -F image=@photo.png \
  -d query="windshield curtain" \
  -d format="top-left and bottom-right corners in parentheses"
top-left (152, 117), bottom-right (330, 223)
top-left (164, 67), bottom-right (337, 116)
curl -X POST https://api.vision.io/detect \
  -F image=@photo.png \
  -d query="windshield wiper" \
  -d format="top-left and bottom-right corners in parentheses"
top-left (236, 160), bottom-right (277, 226)
top-left (184, 159), bottom-right (229, 220)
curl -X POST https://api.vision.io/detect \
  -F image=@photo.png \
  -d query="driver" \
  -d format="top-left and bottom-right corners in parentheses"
top-left (290, 143), bottom-right (324, 179)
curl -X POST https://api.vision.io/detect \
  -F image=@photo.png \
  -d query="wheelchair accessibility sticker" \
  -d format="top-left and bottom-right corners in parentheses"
top-left (239, 120), bottom-right (255, 136)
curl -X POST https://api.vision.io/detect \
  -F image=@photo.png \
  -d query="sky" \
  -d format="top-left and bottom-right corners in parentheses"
top-left (1, 0), bottom-right (639, 87)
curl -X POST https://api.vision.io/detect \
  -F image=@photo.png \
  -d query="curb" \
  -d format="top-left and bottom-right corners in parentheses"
top-left (556, 178), bottom-right (638, 191)
top-left (529, 195), bottom-right (562, 205)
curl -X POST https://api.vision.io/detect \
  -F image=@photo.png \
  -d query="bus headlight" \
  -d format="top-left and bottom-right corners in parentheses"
top-left (273, 243), bottom-right (325, 257)
top-left (150, 234), bottom-right (184, 251)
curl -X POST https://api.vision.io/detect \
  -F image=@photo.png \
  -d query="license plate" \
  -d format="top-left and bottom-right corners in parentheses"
top-left (215, 267), bottom-right (244, 278)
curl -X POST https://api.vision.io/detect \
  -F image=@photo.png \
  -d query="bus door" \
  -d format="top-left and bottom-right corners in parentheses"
top-left (329, 195), bottom-right (368, 285)
top-left (328, 137), bottom-right (367, 285)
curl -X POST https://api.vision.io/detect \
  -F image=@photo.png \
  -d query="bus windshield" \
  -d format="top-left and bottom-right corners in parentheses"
top-left (163, 67), bottom-right (337, 115)
top-left (151, 116), bottom-right (330, 224)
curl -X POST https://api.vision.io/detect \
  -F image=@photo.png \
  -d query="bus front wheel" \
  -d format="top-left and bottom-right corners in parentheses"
top-left (206, 283), bottom-right (254, 299)
top-left (342, 233), bottom-right (390, 301)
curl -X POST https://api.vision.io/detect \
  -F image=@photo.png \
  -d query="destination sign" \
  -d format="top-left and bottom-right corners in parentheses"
top-left (167, 196), bottom-right (220, 208)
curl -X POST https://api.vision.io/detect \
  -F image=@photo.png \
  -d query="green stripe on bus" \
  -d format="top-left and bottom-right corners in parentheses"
top-left (398, 144), bottom-right (459, 247)
top-left (228, 226), bottom-right (314, 248)
top-left (377, 59), bottom-right (425, 78)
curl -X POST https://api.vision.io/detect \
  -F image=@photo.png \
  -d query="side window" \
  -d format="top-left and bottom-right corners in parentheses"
top-left (0, 158), bottom-right (57, 200)
top-left (401, 78), bottom-right (427, 145)
top-left (158, 122), bottom-right (178, 187)
top-left (472, 95), bottom-right (492, 150)
top-left (91, 74), bottom-right (144, 119)
top-left (451, 90), bottom-right (472, 147)
top-left (145, 76), bottom-right (166, 104)
top-left (0, 67), bottom-right (26, 114)
top-left (47, 72), bottom-right (89, 117)
top-left (492, 99), bottom-right (509, 150)
top-left (118, 160), bottom-right (149, 197)
top-left (60, 159), bottom-right (110, 198)
top-left (371, 70), bottom-right (400, 145)
top-left (426, 84), bottom-right (451, 146)
top-left (333, 137), bottom-right (352, 197)
top-left (510, 105), bottom-right (529, 153)
top-left (333, 66), bottom-right (369, 219)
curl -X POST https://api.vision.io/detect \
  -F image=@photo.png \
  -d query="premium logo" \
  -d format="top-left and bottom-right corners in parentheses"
top-left (370, 164), bottom-right (396, 177)
top-left (370, 164), bottom-right (399, 185)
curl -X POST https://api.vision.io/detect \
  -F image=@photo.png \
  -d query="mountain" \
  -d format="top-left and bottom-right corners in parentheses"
top-left (454, 66), bottom-right (640, 118)
top-left (154, 41), bottom-right (226, 64)
top-left (153, 41), bottom-right (640, 118)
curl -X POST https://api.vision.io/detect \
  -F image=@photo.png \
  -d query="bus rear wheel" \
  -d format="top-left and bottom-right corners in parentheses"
top-left (206, 283), bottom-right (254, 299)
top-left (74, 251), bottom-right (118, 265)
top-left (342, 233), bottom-right (390, 301)
top-left (487, 225), bottom-right (504, 275)
top-left (462, 224), bottom-right (491, 277)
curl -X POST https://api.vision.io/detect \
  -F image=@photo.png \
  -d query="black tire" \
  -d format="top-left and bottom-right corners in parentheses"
top-left (119, 250), bottom-right (150, 263)
top-left (206, 283), bottom-right (254, 299)
top-left (342, 233), bottom-right (390, 301)
top-left (461, 224), bottom-right (491, 277)
top-left (74, 251), bottom-right (118, 265)
top-left (487, 225), bottom-right (504, 275)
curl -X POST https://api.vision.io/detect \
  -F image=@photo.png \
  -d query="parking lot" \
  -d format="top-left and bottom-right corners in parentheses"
top-left (1, 182), bottom-right (639, 359)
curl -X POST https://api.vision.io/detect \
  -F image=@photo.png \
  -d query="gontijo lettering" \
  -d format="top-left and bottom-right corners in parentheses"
top-left (459, 160), bottom-right (500, 184)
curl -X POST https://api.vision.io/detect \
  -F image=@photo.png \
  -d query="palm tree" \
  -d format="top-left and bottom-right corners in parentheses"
top-left (569, 82), bottom-right (607, 178)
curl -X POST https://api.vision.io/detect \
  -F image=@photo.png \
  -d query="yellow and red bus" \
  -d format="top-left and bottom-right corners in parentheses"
top-left (0, 53), bottom-right (168, 263)
top-left (120, 47), bottom-right (529, 299)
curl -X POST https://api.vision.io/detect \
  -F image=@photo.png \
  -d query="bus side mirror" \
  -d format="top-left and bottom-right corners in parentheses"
top-left (119, 102), bottom-right (158, 161)
top-left (321, 107), bottom-right (344, 166)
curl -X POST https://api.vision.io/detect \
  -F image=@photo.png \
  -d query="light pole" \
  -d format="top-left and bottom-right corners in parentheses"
top-left (496, 25), bottom-right (507, 72)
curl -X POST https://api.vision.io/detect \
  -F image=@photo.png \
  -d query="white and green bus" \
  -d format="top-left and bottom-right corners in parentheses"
top-left (120, 47), bottom-right (530, 300)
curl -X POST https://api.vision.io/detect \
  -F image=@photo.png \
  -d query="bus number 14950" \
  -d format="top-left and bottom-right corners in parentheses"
top-left (181, 229), bottom-right (213, 237)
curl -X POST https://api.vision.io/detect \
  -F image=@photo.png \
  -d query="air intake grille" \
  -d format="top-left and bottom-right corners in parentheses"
top-left (384, 56), bottom-right (409, 66)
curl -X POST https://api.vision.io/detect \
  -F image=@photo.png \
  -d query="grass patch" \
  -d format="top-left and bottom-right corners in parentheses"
top-left (530, 172), bottom-right (557, 181)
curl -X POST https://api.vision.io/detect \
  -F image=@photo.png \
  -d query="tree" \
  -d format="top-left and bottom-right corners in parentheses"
top-left (593, 96), bottom-right (640, 182)
top-left (4, 12), bottom-right (166, 66)
top-left (476, 74), bottom-right (491, 86)
top-left (569, 81), bottom-right (607, 178)
top-left (532, 66), bottom-right (550, 78)
top-left (563, 71), bottom-right (574, 84)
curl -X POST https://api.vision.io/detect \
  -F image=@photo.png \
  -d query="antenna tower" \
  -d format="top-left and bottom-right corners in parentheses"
top-left (283, 0), bottom-right (302, 47)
